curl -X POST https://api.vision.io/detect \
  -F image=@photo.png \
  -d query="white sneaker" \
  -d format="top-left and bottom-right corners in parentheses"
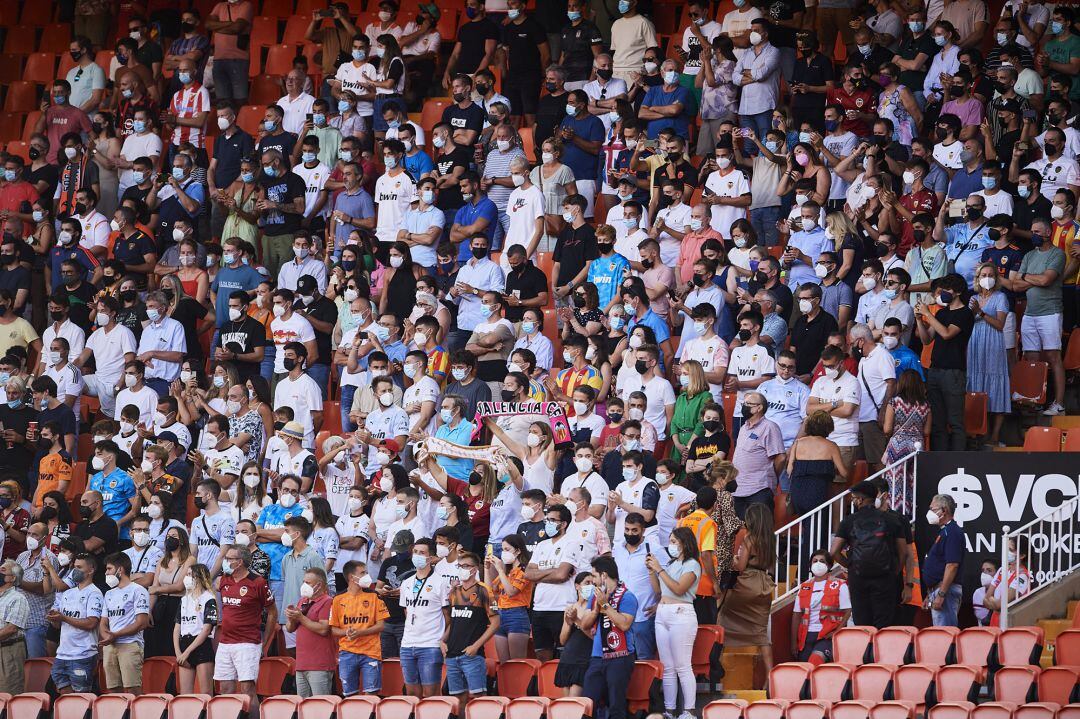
top-left (1043, 402), bottom-right (1065, 416)
top-left (677, 711), bottom-right (696, 719)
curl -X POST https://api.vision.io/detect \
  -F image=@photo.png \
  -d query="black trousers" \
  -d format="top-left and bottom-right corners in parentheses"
top-left (848, 573), bottom-right (898, 628)
top-left (584, 654), bottom-right (636, 719)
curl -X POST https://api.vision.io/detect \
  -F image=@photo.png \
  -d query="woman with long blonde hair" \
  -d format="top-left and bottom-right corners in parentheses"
top-left (824, 211), bottom-right (862, 290)
top-left (967, 261), bottom-right (1010, 446)
top-left (669, 360), bottom-right (710, 467)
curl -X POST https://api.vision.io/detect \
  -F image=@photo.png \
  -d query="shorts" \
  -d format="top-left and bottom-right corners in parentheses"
top-left (503, 77), bottom-right (541, 115)
top-left (400, 645), bottom-right (443, 687)
top-left (797, 631), bottom-right (834, 661)
top-left (179, 633), bottom-right (215, 667)
top-left (1021, 312), bottom-right (1062, 352)
top-left (529, 609), bottom-right (566, 652)
top-left (51, 655), bottom-right (98, 692)
top-left (1003, 311), bottom-right (1016, 350)
top-left (214, 642), bottom-right (262, 683)
top-left (496, 606), bottom-right (531, 636)
top-left (446, 653), bottom-right (488, 695)
top-left (339, 651), bottom-right (382, 696)
top-left (103, 641), bottom-right (144, 689)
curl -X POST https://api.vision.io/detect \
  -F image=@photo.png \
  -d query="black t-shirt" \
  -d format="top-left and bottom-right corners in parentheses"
top-left (170, 297), bottom-right (210, 361)
top-left (994, 128), bottom-right (1021, 167)
top-left (686, 431), bottom-right (732, 490)
top-left (216, 315), bottom-right (268, 382)
top-left (377, 551), bottom-right (417, 624)
top-left (0, 265), bottom-right (30, 300)
top-left (117, 303), bottom-right (147, 342)
top-left (27, 163), bottom-right (59, 201)
top-left (930, 305), bottom-right (974, 370)
top-left (553, 224), bottom-right (598, 287)
top-left (259, 171), bottom-right (306, 236)
top-left (445, 582), bottom-right (493, 657)
top-left (297, 296), bottom-right (338, 367)
top-left (516, 520), bottom-right (549, 553)
top-left (435, 144), bottom-right (475, 212)
top-left (897, 32), bottom-right (938, 90)
top-left (501, 16), bottom-right (547, 76)
top-left (791, 309), bottom-right (839, 375)
top-left (456, 19), bottom-right (501, 75)
top-left (121, 183), bottom-right (153, 207)
top-left (652, 161), bottom-right (700, 191)
top-left (0, 405), bottom-right (35, 481)
top-left (1013, 193), bottom-right (1051, 233)
top-left (536, 92), bottom-right (569, 147)
top-left (75, 514), bottom-right (120, 588)
top-left (213, 129), bottom-right (256, 188)
top-left (763, 1), bottom-right (805, 48)
top-left (441, 104), bottom-right (486, 141)
top-left (135, 41), bottom-right (164, 71)
top-left (560, 21), bottom-right (603, 81)
top-left (256, 131), bottom-right (298, 162)
top-left (64, 280), bottom-right (98, 332)
top-left (791, 52), bottom-right (835, 113)
top-left (113, 230), bottom-right (157, 286)
top-left (503, 263), bottom-right (549, 322)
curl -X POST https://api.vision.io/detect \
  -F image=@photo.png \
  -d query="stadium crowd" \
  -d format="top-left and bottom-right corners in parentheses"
top-left (0, 0), bottom-right (1077, 716)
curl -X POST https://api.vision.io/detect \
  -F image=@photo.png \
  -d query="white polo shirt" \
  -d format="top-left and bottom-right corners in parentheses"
top-left (856, 344), bottom-right (896, 423)
top-left (809, 371), bottom-right (861, 447)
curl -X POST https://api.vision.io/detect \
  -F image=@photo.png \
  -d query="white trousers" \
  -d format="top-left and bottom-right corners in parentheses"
top-left (655, 602), bottom-right (698, 712)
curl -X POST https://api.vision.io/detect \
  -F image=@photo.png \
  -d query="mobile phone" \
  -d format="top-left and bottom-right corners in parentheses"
top-left (1022, 109), bottom-right (1037, 121)
top-left (645, 542), bottom-right (652, 555)
top-left (317, 8), bottom-right (334, 17)
top-left (306, 113), bottom-right (314, 123)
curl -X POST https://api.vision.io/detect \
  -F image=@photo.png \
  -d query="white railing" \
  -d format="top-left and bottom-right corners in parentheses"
top-left (772, 449), bottom-right (919, 604)
top-left (999, 494), bottom-right (1080, 628)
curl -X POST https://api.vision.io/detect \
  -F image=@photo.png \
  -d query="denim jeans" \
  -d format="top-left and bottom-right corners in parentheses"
top-left (739, 111), bottom-right (772, 155)
top-left (931, 583), bottom-right (963, 627)
top-left (261, 344), bottom-right (276, 382)
top-left (340, 384), bottom-right (357, 432)
top-left (751, 206), bottom-right (782, 247)
top-left (25, 624), bottom-right (47, 658)
top-left (306, 363), bottom-right (330, 400)
top-left (446, 653), bottom-right (488, 694)
top-left (584, 654), bottom-right (636, 719)
top-left (339, 651), bottom-right (382, 695)
top-left (632, 617), bottom-right (656, 660)
top-left (400, 645), bottom-right (443, 687)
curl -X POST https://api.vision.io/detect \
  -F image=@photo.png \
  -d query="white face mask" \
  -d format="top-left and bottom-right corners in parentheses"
top-left (376, 450), bottom-right (392, 466)
top-left (25, 536), bottom-right (40, 551)
top-left (882, 335), bottom-right (899, 350)
top-left (299, 582), bottom-right (315, 598)
top-left (628, 407), bottom-right (644, 421)
top-left (925, 508), bottom-right (940, 525)
top-left (655, 472), bottom-right (670, 485)
top-left (810, 561), bottom-right (828, 577)
top-left (799, 299), bottom-right (813, 314)
top-left (565, 500), bottom-right (579, 516)
top-left (379, 391), bottom-right (395, 407)
top-left (279, 493), bottom-right (297, 509)
top-left (183, 575), bottom-right (196, 590)
top-left (802, 217), bottom-right (817, 231)
top-left (105, 573), bottom-right (121, 588)
top-left (146, 503), bottom-right (162, 519)
top-left (978, 276), bottom-right (995, 290)
top-left (863, 277), bottom-right (877, 291)
top-left (980, 571), bottom-right (994, 588)
top-left (520, 505), bottom-right (536, 521)
top-left (575, 457), bottom-right (593, 473)
top-left (233, 533), bottom-right (250, 547)
top-left (243, 472), bottom-right (261, 488)
top-left (526, 433), bottom-right (541, 447)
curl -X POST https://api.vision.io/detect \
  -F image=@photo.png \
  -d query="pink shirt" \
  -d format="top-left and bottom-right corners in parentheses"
top-left (677, 228), bottom-right (723, 284)
top-left (294, 593), bottom-right (336, 671)
top-left (643, 264), bottom-right (677, 319)
top-left (43, 105), bottom-right (92, 164)
top-left (941, 97), bottom-right (984, 129)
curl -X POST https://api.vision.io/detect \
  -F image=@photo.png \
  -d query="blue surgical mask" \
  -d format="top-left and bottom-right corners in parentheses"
top-left (6, 399), bottom-right (20, 409)
top-left (1018, 185), bottom-right (1031, 198)
top-left (618, 0), bottom-right (630, 13)
top-left (352, 49), bottom-right (366, 61)
top-left (172, 167), bottom-right (185, 180)
top-left (2, 170), bottom-right (14, 182)
top-left (422, 190), bottom-right (434, 204)
top-left (624, 217), bottom-right (638, 229)
top-left (567, 10), bottom-right (581, 20)
top-left (241, 172), bottom-right (255, 183)
top-left (375, 325), bottom-right (390, 341)
top-left (610, 316), bottom-right (625, 330)
top-left (581, 584), bottom-right (595, 600)
top-left (622, 302), bottom-right (635, 315)
top-left (544, 520), bottom-right (559, 536)
top-left (263, 165), bottom-right (276, 178)
top-left (302, 152), bottom-right (317, 163)
top-left (440, 409), bottom-right (454, 423)
top-left (452, 368), bottom-right (467, 381)
top-left (799, 131), bottom-right (812, 144)
top-left (178, 72), bottom-right (192, 85)
top-left (32, 210), bottom-right (44, 222)
top-left (387, 119), bottom-right (401, 129)
top-left (508, 8), bottom-right (520, 19)
top-left (53, 95), bottom-right (67, 105)
top-left (1050, 20), bottom-right (1064, 34)
top-left (934, 34), bottom-right (947, 46)
top-left (147, 308), bottom-right (161, 322)
top-left (883, 289), bottom-right (897, 300)
top-left (132, 171), bottom-right (145, 184)
top-left (338, 100), bottom-right (352, 114)
top-left (385, 156), bottom-right (398, 169)
top-left (479, 304), bottom-right (493, 318)
top-left (312, 113), bottom-right (325, 126)
top-left (521, 320), bottom-right (537, 335)
top-left (263, 120), bottom-right (277, 132)
top-left (339, 150), bottom-right (353, 162)
top-left (133, 120), bottom-right (146, 133)
top-left (411, 553), bottom-right (428, 570)
top-left (981, 176), bottom-right (997, 190)
top-left (433, 135), bottom-right (446, 149)
top-left (765, 140), bottom-right (780, 152)
top-left (908, 21), bottom-right (924, 32)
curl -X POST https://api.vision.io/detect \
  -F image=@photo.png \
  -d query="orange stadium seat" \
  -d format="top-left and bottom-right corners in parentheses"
top-left (870, 702), bottom-right (917, 719)
top-left (1024, 426), bottom-right (1062, 451)
top-left (94, 695), bottom-right (134, 719)
top-left (300, 696), bottom-right (343, 719)
top-left (4, 81), bottom-right (38, 113)
top-left (831, 701), bottom-right (874, 719)
top-left (39, 24), bottom-right (71, 54)
top-left (994, 666), bottom-right (1039, 704)
top-left (23, 656), bottom-right (54, 693)
top-left (770, 663), bottom-right (813, 701)
top-left (1065, 328), bottom-right (1080, 371)
top-left (265, 45), bottom-right (301, 77)
top-left (380, 659), bottom-right (404, 696)
top-left (538, 659), bottom-right (560, 699)
top-left (998, 626), bottom-right (1045, 666)
top-left (507, 698), bottom-right (551, 719)
top-left (141, 656), bottom-right (177, 694)
top-left (21, 110), bottom-right (40, 142)
top-left (19, 1), bottom-right (53, 25)
top-left (1014, 705), bottom-right (1061, 719)
top-left (5, 141), bottom-right (30, 161)
top-left (628, 661), bottom-right (663, 714)
top-left (24, 52), bottom-right (57, 85)
top-left (237, 105), bottom-right (266, 135)
top-left (893, 664), bottom-right (935, 714)
top-left (338, 696), bottom-right (379, 719)
top-left (131, 695), bottom-right (171, 719)
top-left (414, 697), bottom-right (457, 719)
top-left (1055, 630), bottom-right (1080, 664)
top-left (956, 627), bottom-right (1001, 671)
top-left (0, 53), bottom-right (22, 84)
top-left (810, 663), bottom-right (854, 702)
top-left (745, 700), bottom-right (791, 719)
top-left (250, 75), bottom-right (285, 105)
top-left (0, 0), bottom-right (16, 25)
top-left (928, 702), bottom-right (976, 719)
top-left (1038, 667), bottom-right (1080, 705)
top-left (965, 392), bottom-right (988, 436)
top-left (9, 694), bottom-right (52, 718)
top-left (251, 16), bottom-right (281, 49)
top-left (787, 700), bottom-right (831, 719)
top-left (421, 98), bottom-right (453, 133)
top-left (497, 658), bottom-right (542, 697)
top-left (835, 626), bottom-right (875, 664)
top-left (873, 627), bottom-right (915, 665)
top-left (283, 16), bottom-right (313, 45)
top-left (1063, 430), bottom-right (1080, 452)
top-left (852, 664), bottom-right (896, 702)
top-left (2, 26), bottom-right (36, 55)
top-left (0, 113), bottom-right (25, 142)
top-left (262, 0), bottom-right (296, 18)
top-left (466, 698), bottom-right (510, 719)
top-left (55, 694), bottom-right (96, 719)
top-left (935, 665), bottom-right (981, 703)
top-left (262, 696), bottom-right (302, 719)
top-left (548, 698), bottom-right (593, 719)
top-left (914, 626), bottom-right (958, 665)
top-left (256, 657), bottom-right (296, 698)
top-left (1011, 361), bottom-right (1048, 404)
top-left (972, 703), bottom-right (1018, 719)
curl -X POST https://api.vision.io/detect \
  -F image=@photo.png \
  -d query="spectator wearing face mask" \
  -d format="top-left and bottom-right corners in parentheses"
top-left (331, 559), bottom-right (388, 695)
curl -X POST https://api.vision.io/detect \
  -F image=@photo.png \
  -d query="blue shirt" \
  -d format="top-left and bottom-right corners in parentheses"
top-left (944, 221), bottom-right (994, 286)
top-left (255, 502), bottom-right (304, 581)
top-left (947, 163), bottom-right (984, 200)
top-left (212, 129), bottom-right (255, 188)
top-left (922, 519), bottom-right (965, 587)
top-left (587, 252), bottom-right (631, 309)
top-left (403, 150), bottom-right (436, 182)
top-left (50, 245), bottom-right (99, 285)
top-left (759, 377), bottom-right (810, 448)
top-left (210, 264), bottom-right (264, 327)
top-left (559, 114), bottom-right (605, 182)
top-left (641, 85), bottom-right (695, 139)
top-left (589, 584), bottom-right (639, 657)
top-left (332, 186), bottom-right (376, 253)
top-left (453, 198), bottom-right (499, 262)
top-left (628, 308), bottom-right (671, 346)
top-left (382, 339), bottom-right (407, 364)
top-left (889, 345), bottom-right (925, 379)
top-left (89, 468), bottom-right (137, 540)
top-left (434, 420), bottom-right (476, 481)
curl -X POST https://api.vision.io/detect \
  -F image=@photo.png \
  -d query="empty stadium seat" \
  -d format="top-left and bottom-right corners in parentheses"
top-left (4, 81), bottom-right (38, 112)
top-left (770, 663), bottom-right (814, 701)
top-left (745, 700), bottom-right (791, 719)
top-left (337, 696), bottom-right (379, 719)
top-left (852, 664), bottom-right (896, 702)
top-left (997, 627), bottom-right (1045, 666)
top-left (55, 694), bottom-right (96, 719)
top-left (704, 700), bottom-right (749, 719)
top-left (787, 700), bottom-right (830, 719)
top-left (893, 664), bottom-right (935, 714)
top-left (130, 694), bottom-right (171, 719)
top-left (250, 74), bottom-right (285, 104)
top-left (19, 1), bottom-right (53, 24)
top-left (995, 666), bottom-right (1039, 704)
top-left (1011, 361), bottom-right (1048, 404)
top-left (282, 15), bottom-right (313, 45)
top-left (830, 700), bottom-right (874, 719)
top-left (873, 627), bottom-right (916, 665)
top-left (538, 659), bottom-right (560, 699)
top-left (23, 656), bottom-right (54, 693)
top-left (628, 661), bottom-right (663, 714)
top-left (377, 697), bottom-right (419, 719)
top-left (927, 702), bottom-right (976, 719)
top-left (142, 656), bottom-right (177, 694)
top-left (965, 392), bottom-right (988, 435)
top-left (496, 658), bottom-right (542, 697)
top-left (972, 703), bottom-right (1019, 719)
top-left (1024, 426), bottom-right (1062, 451)
top-left (915, 626), bottom-right (959, 665)
top-left (935, 665), bottom-right (981, 703)
top-left (1039, 666), bottom-right (1079, 704)
top-left (835, 627), bottom-right (875, 664)
top-left (380, 658), bottom-right (404, 696)
top-left (299, 696), bottom-right (342, 719)
top-left (262, 0), bottom-right (296, 17)
top-left (1013, 704), bottom-right (1061, 719)
top-left (207, 695), bottom-right (253, 719)
top-left (170, 696), bottom-right (213, 719)
top-left (810, 663), bottom-right (855, 702)
top-left (3, 26), bottom-right (36, 54)
top-left (1064, 430), bottom-right (1080, 452)
top-left (957, 627), bottom-right (1001, 671)
top-left (39, 24), bottom-right (71, 54)
top-left (23, 53), bottom-right (57, 85)
top-left (264, 45), bottom-right (300, 77)
top-left (869, 702), bottom-right (916, 719)
top-left (8, 694), bottom-right (52, 719)
top-left (693, 625), bottom-right (724, 685)
top-left (415, 697), bottom-right (457, 719)
top-left (1059, 706), bottom-right (1080, 719)
top-left (262, 696), bottom-right (302, 719)
top-left (0, 113), bottom-right (25, 142)
top-left (94, 695), bottom-right (135, 719)
top-left (466, 697), bottom-right (510, 719)
top-left (507, 698), bottom-right (551, 719)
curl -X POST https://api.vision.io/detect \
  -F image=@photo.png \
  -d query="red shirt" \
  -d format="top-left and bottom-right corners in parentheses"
top-left (43, 105), bottom-right (93, 164)
top-left (219, 573), bottom-right (274, 645)
top-left (898, 188), bottom-right (939, 255)
top-left (295, 594), bottom-right (336, 671)
top-left (0, 180), bottom-right (39, 235)
top-left (446, 476), bottom-right (491, 542)
top-left (826, 86), bottom-right (876, 137)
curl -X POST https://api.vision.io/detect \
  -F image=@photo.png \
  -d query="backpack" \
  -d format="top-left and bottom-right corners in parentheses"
top-left (848, 509), bottom-right (896, 578)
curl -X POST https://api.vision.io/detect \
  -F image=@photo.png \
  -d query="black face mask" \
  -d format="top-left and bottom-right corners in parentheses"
top-left (475, 83), bottom-right (490, 95)
top-left (641, 258), bottom-right (654, 269)
top-left (0, 254), bottom-right (16, 265)
top-left (634, 360), bottom-right (649, 374)
top-left (623, 533), bottom-right (642, 546)
top-left (501, 389), bottom-right (516, 402)
top-left (74, 203), bottom-right (87, 216)
top-left (120, 289), bottom-right (137, 304)
top-left (754, 270), bottom-right (769, 285)
top-left (274, 421), bottom-right (286, 431)
top-left (452, 92), bottom-right (467, 103)
top-left (572, 294), bottom-right (586, 308)
top-left (693, 274), bottom-right (707, 287)
top-left (28, 147), bottom-right (41, 161)
top-left (966, 206), bottom-right (983, 221)
top-left (39, 506), bottom-right (57, 521)
top-left (875, 243), bottom-right (890, 257)
top-left (165, 536), bottom-right (181, 552)
top-left (163, 289), bottom-right (175, 303)
top-left (741, 405), bottom-right (753, 420)
top-left (182, 21), bottom-right (197, 32)
top-left (283, 357), bottom-right (298, 372)
top-left (544, 82), bottom-right (558, 93)
top-left (471, 246), bottom-right (488, 260)
top-left (468, 471), bottom-right (482, 485)
top-left (725, 480), bottom-right (738, 493)
top-left (851, 344), bottom-right (863, 361)
top-left (607, 412), bottom-right (623, 423)
top-left (737, 328), bottom-right (752, 342)
top-left (1044, 144), bottom-right (1059, 157)
top-left (194, 496), bottom-right (207, 510)
top-left (79, 505), bottom-right (92, 519)
top-left (934, 127), bottom-right (948, 142)
top-left (597, 243), bottom-right (613, 254)
top-left (703, 419), bottom-right (721, 432)
top-left (597, 68), bottom-right (613, 81)
top-left (913, 229), bottom-right (926, 244)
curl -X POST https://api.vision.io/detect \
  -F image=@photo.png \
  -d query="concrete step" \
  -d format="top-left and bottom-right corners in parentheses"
top-left (724, 690), bottom-right (767, 704)
top-left (721, 652), bottom-right (758, 691)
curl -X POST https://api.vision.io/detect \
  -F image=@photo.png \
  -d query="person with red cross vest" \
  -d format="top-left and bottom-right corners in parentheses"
top-left (790, 548), bottom-right (852, 665)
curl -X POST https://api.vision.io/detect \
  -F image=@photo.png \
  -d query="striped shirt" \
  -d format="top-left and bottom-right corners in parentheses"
top-left (555, 364), bottom-right (603, 398)
top-left (427, 345), bottom-right (449, 386)
top-left (169, 83), bottom-right (211, 148)
top-left (482, 147), bottom-right (526, 212)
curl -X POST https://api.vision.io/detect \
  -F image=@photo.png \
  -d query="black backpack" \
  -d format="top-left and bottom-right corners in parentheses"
top-left (848, 509), bottom-right (896, 578)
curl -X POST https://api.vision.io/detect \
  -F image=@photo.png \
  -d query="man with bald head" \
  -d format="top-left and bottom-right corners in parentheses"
top-left (74, 491), bottom-right (119, 586)
top-left (277, 69), bottom-right (317, 135)
top-left (16, 522), bottom-right (58, 658)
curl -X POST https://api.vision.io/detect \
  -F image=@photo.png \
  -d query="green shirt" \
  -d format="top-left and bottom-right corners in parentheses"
top-left (1044, 32), bottom-right (1080, 100)
top-left (1018, 245), bottom-right (1066, 316)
